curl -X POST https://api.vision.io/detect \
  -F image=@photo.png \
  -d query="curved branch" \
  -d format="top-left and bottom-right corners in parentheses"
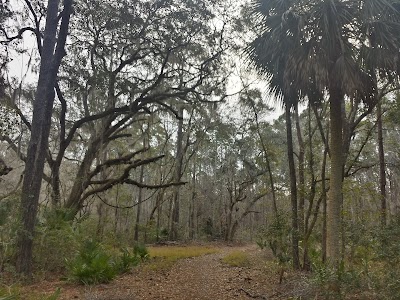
top-left (23, 0), bottom-right (43, 54)
top-left (0, 27), bottom-right (37, 44)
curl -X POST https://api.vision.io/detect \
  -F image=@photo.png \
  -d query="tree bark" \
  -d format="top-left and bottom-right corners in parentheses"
top-left (189, 163), bottom-right (196, 240)
top-left (134, 165), bottom-right (145, 242)
top-left (327, 88), bottom-right (343, 269)
top-left (64, 137), bottom-right (102, 217)
top-left (295, 104), bottom-right (305, 237)
top-left (16, 0), bottom-right (72, 276)
top-left (377, 101), bottom-right (387, 226)
top-left (285, 104), bottom-right (300, 269)
top-left (170, 107), bottom-right (184, 240)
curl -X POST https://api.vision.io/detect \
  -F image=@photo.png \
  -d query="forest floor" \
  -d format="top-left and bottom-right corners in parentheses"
top-left (18, 243), bottom-right (315, 300)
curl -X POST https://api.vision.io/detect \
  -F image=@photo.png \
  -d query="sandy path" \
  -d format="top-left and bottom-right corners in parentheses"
top-left (131, 247), bottom-right (256, 300)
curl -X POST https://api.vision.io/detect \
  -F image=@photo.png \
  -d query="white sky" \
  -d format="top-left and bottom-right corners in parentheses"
top-left (6, 0), bottom-right (284, 123)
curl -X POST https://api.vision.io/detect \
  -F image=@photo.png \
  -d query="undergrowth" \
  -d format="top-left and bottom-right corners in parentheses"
top-left (65, 240), bottom-right (148, 285)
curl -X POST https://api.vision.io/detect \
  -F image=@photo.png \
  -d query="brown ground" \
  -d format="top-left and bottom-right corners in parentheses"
top-left (21, 244), bottom-right (312, 300)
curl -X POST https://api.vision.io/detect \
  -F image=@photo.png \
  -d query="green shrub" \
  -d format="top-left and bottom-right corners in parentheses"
top-left (133, 243), bottom-right (149, 260)
top-left (369, 217), bottom-right (400, 299)
top-left (34, 210), bottom-right (80, 272)
top-left (257, 212), bottom-right (291, 265)
top-left (115, 248), bottom-right (141, 274)
top-left (66, 240), bottom-right (149, 284)
top-left (65, 240), bottom-right (116, 285)
top-left (0, 196), bottom-right (20, 270)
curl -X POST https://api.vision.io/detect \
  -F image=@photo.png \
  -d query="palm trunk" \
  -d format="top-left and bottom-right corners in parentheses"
top-left (322, 146), bottom-right (328, 264)
top-left (327, 88), bottom-right (343, 269)
top-left (285, 104), bottom-right (300, 269)
top-left (295, 104), bottom-right (305, 237)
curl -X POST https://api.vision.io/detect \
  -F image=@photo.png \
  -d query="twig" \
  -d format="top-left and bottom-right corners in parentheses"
top-left (239, 288), bottom-right (268, 299)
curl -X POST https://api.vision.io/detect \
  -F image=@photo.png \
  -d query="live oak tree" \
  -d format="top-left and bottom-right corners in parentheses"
top-left (2, 0), bottom-right (229, 275)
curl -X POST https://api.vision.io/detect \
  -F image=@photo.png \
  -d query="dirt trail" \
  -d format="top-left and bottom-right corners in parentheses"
top-left (127, 245), bottom-right (270, 300)
top-left (26, 244), bottom-right (279, 300)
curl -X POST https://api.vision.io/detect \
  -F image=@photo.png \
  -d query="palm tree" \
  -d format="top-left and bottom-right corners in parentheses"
top-left (246, 0), bottom-right (303, 269)
top-left (247, 0), bottom-right (400, 271)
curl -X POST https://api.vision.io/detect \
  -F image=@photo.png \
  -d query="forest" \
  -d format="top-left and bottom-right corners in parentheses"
top-left (0, 0), bottom-right (400, 299)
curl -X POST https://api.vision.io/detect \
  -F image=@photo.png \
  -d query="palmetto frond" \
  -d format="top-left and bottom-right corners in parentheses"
top-left (247, 0), bottom-right (400, 107)
top-left (246, 0), bottom-right (304, 108)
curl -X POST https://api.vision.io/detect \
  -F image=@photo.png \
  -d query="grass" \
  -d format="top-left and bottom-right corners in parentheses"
top-left (0, 285), bottom-right (61, 300)
top-left (145, 245), bottom-right (218, 270)
top-left (222, 251), bottom-right (250, 267)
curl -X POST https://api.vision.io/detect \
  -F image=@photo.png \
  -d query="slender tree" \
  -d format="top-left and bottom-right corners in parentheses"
top-left (378, 102), bottom-right (388, 229)
top-left (246, 0), bottom-right (303, 269)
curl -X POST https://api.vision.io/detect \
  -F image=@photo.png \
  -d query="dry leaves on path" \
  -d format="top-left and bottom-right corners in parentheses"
top-left (23, 244), bottom-right (290, 300)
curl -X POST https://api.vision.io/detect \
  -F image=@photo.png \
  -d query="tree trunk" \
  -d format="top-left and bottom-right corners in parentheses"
top-left (327, 88), bottom-right (344, 269)
top-left (251, 102), bottom-right (278, 216)
top-left (50, 165), bottom-right (61, 207)
top-left (189, 164), bottom-right (196, 240)
top-left (16, 0), bottom-right (72, 276)
top-left (322, 147), bottom-right (328, 264)
top-left (64, 137), bottom-right (102, 217)
top-left (156, 190), bottom-right (164, 242)
top-left (285, 104), bottom-right (300, 269)
top-left (295, 104), bottom-right (305, 237)
top-left (170, 107), bottom-right (184, 240)
top-left (377, 101), bottom-right (387, 226)
top-left (224, 201), bottom-right (234, 241)
top-left (134, 165), bottom-right (145, 242)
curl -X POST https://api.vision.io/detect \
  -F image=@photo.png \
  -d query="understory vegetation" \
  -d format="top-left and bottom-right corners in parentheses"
top-left (257, 213), bottom-right (400, 299)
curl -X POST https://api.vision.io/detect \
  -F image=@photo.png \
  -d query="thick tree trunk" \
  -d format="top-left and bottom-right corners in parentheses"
top-left (377, 101), bottom-right (387, 226)
top-left (64, 137), bottom-right (102, 217)
top-left (327, 88), bottom-right (343, 269)
top-left (285, 104), bottom-right (300, 269)
top-left (16, 0), bottom-right (72, 276)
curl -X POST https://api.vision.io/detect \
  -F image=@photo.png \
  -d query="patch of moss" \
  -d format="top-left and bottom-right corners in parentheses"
top-left (222, 251), bottom-right (250, 267)
top-left (145, 246), bottom-right (218, 270)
